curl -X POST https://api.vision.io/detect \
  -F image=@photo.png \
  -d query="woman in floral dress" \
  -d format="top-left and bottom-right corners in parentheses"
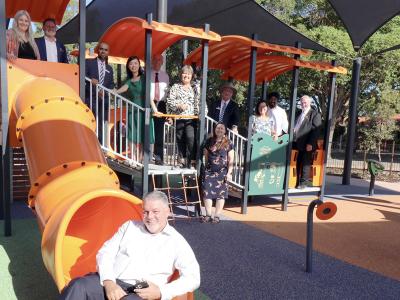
top-left (201, 123), bottom-right (234, 224)
top-left (252, 100), bottom-right (278, 139)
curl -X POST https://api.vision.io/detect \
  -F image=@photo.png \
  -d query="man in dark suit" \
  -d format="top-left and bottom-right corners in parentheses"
top-left (35, 18), bottom-right (68, 63)
top-left (85, 42), bottom-right (114, 144)
top-left (208, 82), bottom-right (240, 133)
top-left (293, 95), bottom-right (321, 189)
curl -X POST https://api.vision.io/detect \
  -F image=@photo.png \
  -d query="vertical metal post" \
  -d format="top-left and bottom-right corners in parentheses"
top-left (117, 64), bottom-right (122, 87)
top-left (282, 42), bottom-right (301, 211)
top-left (261, 80), bottom-right (269, 100)
top-left (196, 24), bottom-right (209, 174)
top-left (319, 61), bottom-right (337, 201)
top-left (142, 13), bottom-right (153, 196)
top-left (157, 0), bottom-right (168, 72)
top-left (0, 0), bottom-right (11, 236)
top-left (241, 33), bottom-right (258, 215)
top-left (306, 199), bottom-right (322, 273)
top-left (342, 57), bottom-right (362, 185)
top-left (79, 0), bottom-right (86, 100)
top-left (182, 40), bottom-right (188, 64)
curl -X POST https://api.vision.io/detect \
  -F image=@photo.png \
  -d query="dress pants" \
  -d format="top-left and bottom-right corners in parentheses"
top-left (175, 119), bottom-right (196, 163)
top-left (59, 273), bottom-right (141, 300)
top-left (296, 149), bottom-right (313, 186)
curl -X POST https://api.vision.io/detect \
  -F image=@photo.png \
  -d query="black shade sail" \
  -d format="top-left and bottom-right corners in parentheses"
top-left (328, 0), bottom-right (400, 51)
top-left (57, 0), bottom-right (333, 53)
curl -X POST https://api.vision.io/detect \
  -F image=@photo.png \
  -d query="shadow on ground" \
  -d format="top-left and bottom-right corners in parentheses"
top-left (174, 218), bottom-right (400, 299)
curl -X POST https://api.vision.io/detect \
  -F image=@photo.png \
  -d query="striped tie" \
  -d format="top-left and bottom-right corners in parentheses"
top-left (99, 62), bottom-right (105, 85)
top-left (219, 101), bottom-right (227, 122)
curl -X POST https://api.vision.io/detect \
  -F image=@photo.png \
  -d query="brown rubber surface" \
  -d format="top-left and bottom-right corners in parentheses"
top-left (223, 194), bottom-right (400, 281)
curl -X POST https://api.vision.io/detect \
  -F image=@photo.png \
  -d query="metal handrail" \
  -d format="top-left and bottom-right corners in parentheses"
top-left (85, 78), bottom-right (248, 189)
top-left (85, 77), bottom-right (145, 167)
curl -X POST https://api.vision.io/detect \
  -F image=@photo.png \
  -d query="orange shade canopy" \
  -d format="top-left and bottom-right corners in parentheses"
top-left (98, 17), bottom-right (221, 60)
top-left (185, 35), bottom-right (311, 70)
top-left (220, 55), bottom-right (347, 83)
top-left (6, 0), bottom-right (70, 24)
top-left (185, 35), bottom-right (347, 83)
top-left (70, 49), bottom-right (129, 65)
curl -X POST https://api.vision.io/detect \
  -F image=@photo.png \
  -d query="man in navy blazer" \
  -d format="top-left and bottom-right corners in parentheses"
top-left (35, 18), bottom-right (68, 63)
top-left (85, 42), bottom-right (115, 144)
top-left (208, 82), bottom-right (240, 133)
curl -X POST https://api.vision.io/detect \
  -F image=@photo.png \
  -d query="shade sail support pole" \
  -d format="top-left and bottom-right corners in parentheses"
top-left (282, 42), bottom-right (301, 211)
top-left (241, 33), bottom-right (258, 215)
top-left (79, 0), bottom-right (86, 100)
top-left (342, 57), bottom-right (361, 185)
top-left (142, 13), bottom-right (153, 196)
top-left (319, 60), bottom-right (337, 201)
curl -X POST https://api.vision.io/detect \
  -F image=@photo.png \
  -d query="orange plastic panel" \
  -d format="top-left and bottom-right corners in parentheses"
top-left (99, 17), bottom-right (221, 59)
top-left (7, 59), bottom-right (79, 147)
top-left (311, 150), bottom-right (324, 186)
top-left (288, 150), bottom-right (298, 188)
top-left (7, 61), bottom-right (144, 291)
top-left (185, 36), bottom-right (347, 83)
top-left (6, 0), bottom-right (69, 24)
top-left (70, 49), bottom-right (128, 65)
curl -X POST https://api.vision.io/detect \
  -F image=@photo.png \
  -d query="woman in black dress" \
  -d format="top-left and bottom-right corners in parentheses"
top-left (201, 123), bottom-right (234, 223)
top-left (6, 10), bottom-right (40, 60)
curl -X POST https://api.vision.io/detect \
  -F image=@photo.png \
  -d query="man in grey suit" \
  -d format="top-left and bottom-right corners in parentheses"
top-left (293, 95), bottom-right (321, 189)
top-left (85, 42), bottom-right (114, 144)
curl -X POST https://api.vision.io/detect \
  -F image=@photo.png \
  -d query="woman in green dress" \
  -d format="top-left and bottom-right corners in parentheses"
top-left (114, 56), bottom-right (155, 162)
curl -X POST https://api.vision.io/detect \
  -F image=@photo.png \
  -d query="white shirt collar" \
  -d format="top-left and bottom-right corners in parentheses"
top-left (44, 36), bottom-right (57, 42)
top-left (221, 99), bottom-right (230, 106)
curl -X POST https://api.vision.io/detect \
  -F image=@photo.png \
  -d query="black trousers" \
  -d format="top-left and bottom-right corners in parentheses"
top-left (176, 119), bottom-right (197, 162)
top-left (154, 117), bottom-right (165, 160)
top-left (296, 149), bottom-right (313, 186)
top-left (59, 273), bottom-right (141, 300)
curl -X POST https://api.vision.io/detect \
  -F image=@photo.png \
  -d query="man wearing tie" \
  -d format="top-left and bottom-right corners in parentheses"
top-left (150, 54), bottom-right (170, 165)
top-left (208, 82), bottom-right (240, 133)
top-left (85, 42), bottom-right (114, 144)
top-left (293, 95), bottom-right (321, 189)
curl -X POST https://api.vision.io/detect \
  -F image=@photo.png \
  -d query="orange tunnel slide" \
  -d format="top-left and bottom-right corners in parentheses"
top-left (7, 59), bottom-right (143, 291)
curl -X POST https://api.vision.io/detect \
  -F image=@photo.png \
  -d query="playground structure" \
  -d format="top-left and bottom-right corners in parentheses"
top-left (1, 3), bottom-right (348, 297)
top-left (6, 59), bottom-right (142, 290)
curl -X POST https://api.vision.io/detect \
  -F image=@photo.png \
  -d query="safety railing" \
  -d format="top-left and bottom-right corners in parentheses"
top-left (205, 116), bottom-right (247, 189)
top-left (154, 113), bottom-right (199, 168)
top-left (85, 78), bottom-right (145, 167)
top-left (85, 79), bottom-right (247, 189)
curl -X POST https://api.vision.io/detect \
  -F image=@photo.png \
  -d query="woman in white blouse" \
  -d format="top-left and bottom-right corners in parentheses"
top-left (252, 100), bottom-right (278, 140)
top-left (166, 65), bottom-right (201, 168)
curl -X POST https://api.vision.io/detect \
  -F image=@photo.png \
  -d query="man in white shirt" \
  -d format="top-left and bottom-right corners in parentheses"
top-left (35, 18), bottom-right (68, 63)
top-left (60, 191), bottom-right (200, 300)
top-left (267, 92), bottom-right (288, 136)
top-left (151, 54), bottom-right (170, 165)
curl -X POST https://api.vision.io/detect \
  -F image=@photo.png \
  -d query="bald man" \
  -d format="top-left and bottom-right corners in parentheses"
top-left (85, 42), bottom-right (114, 144)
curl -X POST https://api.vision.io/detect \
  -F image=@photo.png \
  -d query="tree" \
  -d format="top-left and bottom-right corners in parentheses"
top-left (256, 0), bottom-right (400, 159)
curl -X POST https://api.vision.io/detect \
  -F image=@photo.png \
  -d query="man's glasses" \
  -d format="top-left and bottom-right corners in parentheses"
top-left (99, 48), bottom-right (109, 51)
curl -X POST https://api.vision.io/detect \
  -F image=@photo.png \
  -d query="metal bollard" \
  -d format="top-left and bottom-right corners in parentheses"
top-left (306, 200), bottom-right (337, 273)
top-left (367, 159), bottom-right (384, 196)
